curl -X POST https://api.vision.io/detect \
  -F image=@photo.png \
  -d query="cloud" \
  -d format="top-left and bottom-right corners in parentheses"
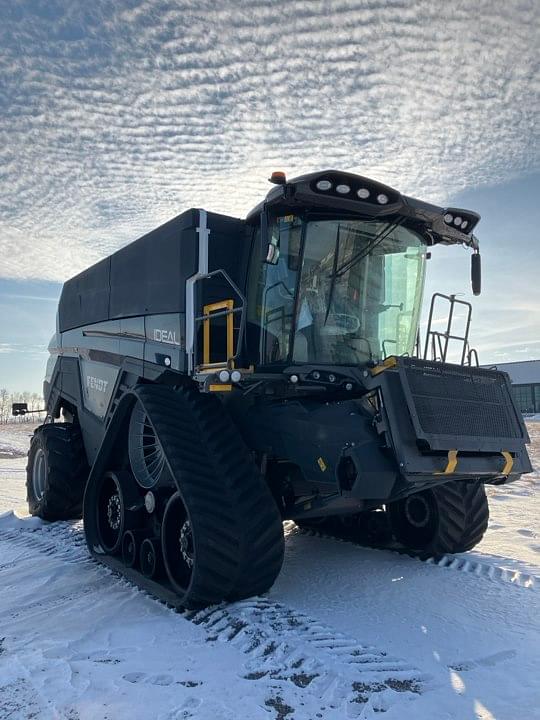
top-left (0, 0), bottom-right (538, 282)
top-left (0, 342), bottom-right (47, 356)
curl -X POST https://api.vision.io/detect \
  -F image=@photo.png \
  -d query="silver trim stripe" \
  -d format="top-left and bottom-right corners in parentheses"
top-left (186, 209), bottom-right (209, 373)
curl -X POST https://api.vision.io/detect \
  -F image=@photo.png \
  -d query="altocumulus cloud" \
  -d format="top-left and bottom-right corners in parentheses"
top-left (0, 0), bottom-right (538, 282)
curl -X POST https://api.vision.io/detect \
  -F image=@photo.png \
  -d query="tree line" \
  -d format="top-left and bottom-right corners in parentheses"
top-left (0, 389), bottom-right (45, 424)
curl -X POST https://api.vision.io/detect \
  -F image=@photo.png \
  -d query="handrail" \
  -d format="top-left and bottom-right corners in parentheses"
top-left (423, 293), bottom-right (472, 365)
top-left (192, 268), bottom-right (247, 372)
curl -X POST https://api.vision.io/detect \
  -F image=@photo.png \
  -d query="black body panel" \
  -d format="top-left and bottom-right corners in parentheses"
top-left (109, 212), bottom-right (197, 319)
top-left (58, 209), bottom-right (249, 333)
top-left (58, 257), bottom-right (111, 332)
top-left (58, 210), bottom-right (199, 331)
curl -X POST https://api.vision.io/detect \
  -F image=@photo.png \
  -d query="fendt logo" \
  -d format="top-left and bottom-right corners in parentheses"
top-left (153, 328), bottom-right (180, 345)
top-left (87, 375), bottom-right (109, 393)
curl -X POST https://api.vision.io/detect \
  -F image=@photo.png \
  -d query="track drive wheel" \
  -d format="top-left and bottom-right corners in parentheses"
top-left (26, 423), bottom-right (88, 521)
top-left (388, 480), bottom-right (489, 556)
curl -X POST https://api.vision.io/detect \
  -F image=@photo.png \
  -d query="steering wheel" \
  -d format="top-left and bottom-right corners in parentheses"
top-left (322, 313), bottom-right (361, 334)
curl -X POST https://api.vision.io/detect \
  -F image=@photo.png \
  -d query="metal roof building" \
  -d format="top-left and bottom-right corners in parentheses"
top-left (483, 360), bottom-right (540, 414)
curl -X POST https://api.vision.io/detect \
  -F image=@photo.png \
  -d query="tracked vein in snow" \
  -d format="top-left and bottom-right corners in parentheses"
top-left (285, 521), bottom-right (540, 592)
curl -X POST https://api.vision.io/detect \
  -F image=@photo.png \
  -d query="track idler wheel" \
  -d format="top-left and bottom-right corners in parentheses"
top-left (95, 471), bottom-right (142, 554)
top-left (140, 537), bottom-right (162, 579)
top-left (161, 492), bottom-right (195, 595)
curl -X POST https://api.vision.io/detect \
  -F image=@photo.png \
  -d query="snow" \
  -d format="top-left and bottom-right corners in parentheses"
top-left (0, 422), bottom-right (539, 720)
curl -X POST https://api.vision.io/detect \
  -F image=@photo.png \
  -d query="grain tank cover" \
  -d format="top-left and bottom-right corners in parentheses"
top-left (57, 209), bottom-right (247, 333)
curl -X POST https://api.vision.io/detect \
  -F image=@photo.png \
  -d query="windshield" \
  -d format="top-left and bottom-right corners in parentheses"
top-left (247, 216), bottom-right (427, 366)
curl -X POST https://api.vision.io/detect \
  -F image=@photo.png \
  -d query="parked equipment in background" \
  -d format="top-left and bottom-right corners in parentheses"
top-left (18, 169), bottom-right (532, 608)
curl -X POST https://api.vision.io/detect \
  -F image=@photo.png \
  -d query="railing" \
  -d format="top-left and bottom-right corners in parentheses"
top-left (422, 293), bottom-right (478, 366)
top-left (193, 269), bottom-right (246, 372)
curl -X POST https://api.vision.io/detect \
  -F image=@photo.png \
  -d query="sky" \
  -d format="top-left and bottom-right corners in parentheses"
top-left (0, 0), bottom-right (539, 393)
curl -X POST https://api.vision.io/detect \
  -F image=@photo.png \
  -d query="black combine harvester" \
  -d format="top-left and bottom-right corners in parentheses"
top-left (18, 170), bottom-right (532, 608)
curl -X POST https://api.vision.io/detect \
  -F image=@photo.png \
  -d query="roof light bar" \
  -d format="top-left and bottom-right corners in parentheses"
top-left (442, 208), bottom-right (479, 235)
top-left (311, 175), bottom-right (398, 207)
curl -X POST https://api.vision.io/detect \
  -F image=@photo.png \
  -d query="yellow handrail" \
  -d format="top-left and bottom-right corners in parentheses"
top-left (202, 299), bottom-right (234, 368)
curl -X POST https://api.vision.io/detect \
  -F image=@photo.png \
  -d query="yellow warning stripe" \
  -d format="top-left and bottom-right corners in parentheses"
top-left (370, 356), bottom-right (398, 376)
top-left (209, 384), bottom-right (232, 392)
top-left (435, 449), bottom-right (458, 475)
top-left (501, 451), bottom-right (513, 475)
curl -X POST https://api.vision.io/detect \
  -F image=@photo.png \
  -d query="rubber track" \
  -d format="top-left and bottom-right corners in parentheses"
top-left (287, 522), bottom-right (539, 591)
top-left (134, 385), bottom-right (284, 606)
top-left (0, 523), bottom-right (426, 717)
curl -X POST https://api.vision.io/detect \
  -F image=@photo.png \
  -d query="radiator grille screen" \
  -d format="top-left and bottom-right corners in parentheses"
top-left (401, 360), bottom-right (522, 440)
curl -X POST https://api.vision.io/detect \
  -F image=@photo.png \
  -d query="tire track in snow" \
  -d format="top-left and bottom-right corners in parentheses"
top-left (189, 598), bottom-right (427, 717)
top-left (424, 554), bottom-right (537, 589)
top-left (3, 517), bottom-right (538, 591)
top-left (288, 522), bottom-right (540, 591)
top-left (0, 520), bottom-right (88, 565)
top-left (0, 519), bottom-right (427, 717)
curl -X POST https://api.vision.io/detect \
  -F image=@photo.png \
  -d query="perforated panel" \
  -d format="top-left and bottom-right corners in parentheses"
top-left (397, 358), bottom-right (525, 451)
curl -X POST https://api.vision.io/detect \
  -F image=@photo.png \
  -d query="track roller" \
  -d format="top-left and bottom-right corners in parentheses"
top-left (140, 537), bottom-right (162, 579)
top-left (122, 529), bottom-right (149, 568)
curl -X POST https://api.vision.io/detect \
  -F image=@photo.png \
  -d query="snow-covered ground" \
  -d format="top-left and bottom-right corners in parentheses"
top-left (0, 422), bottom-right (538, 720)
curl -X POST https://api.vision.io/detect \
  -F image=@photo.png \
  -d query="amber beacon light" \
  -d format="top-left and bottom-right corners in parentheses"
top-left (269, 170), bottom-right (287, 185)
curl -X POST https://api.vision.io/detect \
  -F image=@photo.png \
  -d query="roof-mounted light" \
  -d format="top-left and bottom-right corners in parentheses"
top-left (442, 207), bottom-right (480, 235)
top-left (309, 172), bottom-right (400, 208)
top-left (269, 171), bottom-right (287, 185)
top-left (316, 179), bottom-right (332, 191)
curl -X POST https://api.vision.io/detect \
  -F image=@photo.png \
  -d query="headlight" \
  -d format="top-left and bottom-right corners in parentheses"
top-left (444, 213), bottom-right (453, 223)
top-left (316, 180), bottom-right (332, 191)
top-left (357, 188), bottom-right (370, 199)
top-left (336, 184), bottom-right (351, 194)
top-left (377, 193), bottom-right (389, 205)
top-left (453, 216), bottom-right (462, 226)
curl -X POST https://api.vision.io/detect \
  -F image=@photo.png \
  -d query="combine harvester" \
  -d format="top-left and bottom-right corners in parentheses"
top-left (16, 170), bottom-right (532, 608)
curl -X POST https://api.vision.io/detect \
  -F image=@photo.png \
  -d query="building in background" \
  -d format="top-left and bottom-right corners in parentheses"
top-left (484, 360), bottom-right (540, 415)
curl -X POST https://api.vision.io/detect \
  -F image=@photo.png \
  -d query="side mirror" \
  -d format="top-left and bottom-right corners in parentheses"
top-left (471, 252), bottom-right (481, 296)
top-left (12, 402), bottom-right (28, 416)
